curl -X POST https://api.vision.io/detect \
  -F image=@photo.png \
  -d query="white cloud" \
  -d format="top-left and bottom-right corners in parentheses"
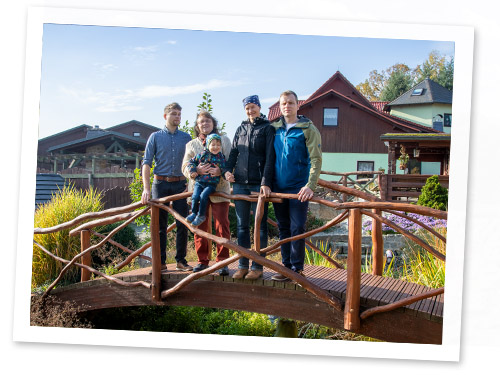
top-left (133, 45), bottom-right (158, 53)
top-left (137, 79), bottom-right (244, 98)
top-left (58, 78), bottom-right (244, 113)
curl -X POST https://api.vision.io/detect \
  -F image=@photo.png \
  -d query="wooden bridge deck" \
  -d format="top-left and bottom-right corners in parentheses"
top-left (50, 261), bottom-right (444, 344)
top-left (118, 261), bottom-right (443, 322)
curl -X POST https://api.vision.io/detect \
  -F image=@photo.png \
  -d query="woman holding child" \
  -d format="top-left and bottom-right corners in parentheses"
top-left (223, 95), bottom-right (275, 280)
top-left (182, 111), bottom-right (232, 275)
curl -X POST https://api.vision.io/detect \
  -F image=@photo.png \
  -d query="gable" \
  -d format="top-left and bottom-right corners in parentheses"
top-left (304, 71), bottom-right (373, 108)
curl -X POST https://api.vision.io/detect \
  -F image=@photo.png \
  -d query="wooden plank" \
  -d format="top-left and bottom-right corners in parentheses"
top-left (364, 276), bottom-right (395, 307)
top-left (325, 267), bottom-right (349, 298)
top-left (374, 277), bottom-right (402, 306)
top-left (378, 277), bottom-right (410, 306)
top-left (405, 284), bottom-right (428, 316)
top-left (431, 293), bottom-right (445, 322)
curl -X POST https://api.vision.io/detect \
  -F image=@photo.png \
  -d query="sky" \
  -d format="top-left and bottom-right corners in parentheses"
top-left (38, 23), bottom-right (455, 140)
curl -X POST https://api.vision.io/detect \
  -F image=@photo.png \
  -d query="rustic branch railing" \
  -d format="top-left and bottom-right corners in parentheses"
top-left (320, 171), bottom-right (383, 202)
top-left (33, 176), bottom-right (446, 331)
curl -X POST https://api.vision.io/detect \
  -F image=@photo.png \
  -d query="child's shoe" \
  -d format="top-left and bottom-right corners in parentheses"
top-left (186, 212), bottom-right (197, 223)
top-left (191, 215), bottom-right (206, 226)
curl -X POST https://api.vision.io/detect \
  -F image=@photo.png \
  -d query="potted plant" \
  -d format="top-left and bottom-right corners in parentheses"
top-left (398, 146), bottom-right (409, 170)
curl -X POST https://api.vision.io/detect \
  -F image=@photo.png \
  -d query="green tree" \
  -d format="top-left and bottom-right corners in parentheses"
top-left (380, 65), bottom-right (413, 102)
top-left (356, 70), bottom-right (386, 101)
top-left (356, 51), bottom-right (454, 100)
top-left (414, 50), bottom-right (454, 90)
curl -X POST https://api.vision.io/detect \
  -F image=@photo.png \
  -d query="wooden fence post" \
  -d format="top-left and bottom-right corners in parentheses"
top-left (342, 175), bottom-right (348, 202)
top-left (151, 205), bottom-right (162, 301)
top-left (371, 209), bottom-right (384, 276)
top-left (344, 208), bottom-right (361, 331)
top-left (80, 230), bottom-right (91, 282)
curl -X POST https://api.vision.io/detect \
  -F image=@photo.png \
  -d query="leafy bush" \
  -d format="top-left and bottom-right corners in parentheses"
top-left (32, 186), bottom-right (103, 287)
top-left (417, 175), bottom-right (448, 211)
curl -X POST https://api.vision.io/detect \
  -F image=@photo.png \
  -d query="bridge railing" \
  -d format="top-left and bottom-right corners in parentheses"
top-left (33, 178), bottom-right (446, 332)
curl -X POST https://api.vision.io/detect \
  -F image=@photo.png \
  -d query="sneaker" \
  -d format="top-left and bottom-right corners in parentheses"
top-left (232, 268), bottom-right (248, 279)
top-left (186, 212), bottom-right (197, 223)
top-left (193, 263), bottom-right (209, 272)
top-left (191, 215), bottom-right (206, 226)
top-left (271, 273), bottom-right (290, 282)
top-left (218, 265), bottom-right (229, 276)
top-left (176, 261), bottom-right (193, 271)
top-left (295, 269), bottom-right (305, 276)
top-left (246, 270), bottom-right (263, 280)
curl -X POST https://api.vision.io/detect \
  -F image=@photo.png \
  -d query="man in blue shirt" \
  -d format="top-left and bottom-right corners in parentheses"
top-left (141, 102), bottom-right (193, 272)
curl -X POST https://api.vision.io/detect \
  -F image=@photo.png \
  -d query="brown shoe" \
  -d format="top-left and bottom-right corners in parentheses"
top-left (233, 268), bottom-right (248, 279)
top-left (245, 270), bottom-right (263, 280)
top-left (271, 273), bottom-right (290, 282)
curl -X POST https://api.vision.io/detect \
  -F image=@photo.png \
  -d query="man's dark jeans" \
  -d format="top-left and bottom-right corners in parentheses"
top-left (151, 179), bottom-right (188, 265)
top-left (273, 192), bottom-right (308, 272)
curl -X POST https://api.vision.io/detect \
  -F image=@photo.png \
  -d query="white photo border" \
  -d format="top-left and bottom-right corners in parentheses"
top-left (13, 6), bottom-right (474, 362)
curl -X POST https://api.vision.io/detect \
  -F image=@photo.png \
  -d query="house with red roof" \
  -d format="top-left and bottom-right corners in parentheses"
top-left (267, 71), bottom-right (447, 176)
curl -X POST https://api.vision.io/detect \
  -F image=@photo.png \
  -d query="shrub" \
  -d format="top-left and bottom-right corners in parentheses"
top-left (417, 175), bottom-right (448, 211)
top-left (32, 185), bottom-right (103, 287)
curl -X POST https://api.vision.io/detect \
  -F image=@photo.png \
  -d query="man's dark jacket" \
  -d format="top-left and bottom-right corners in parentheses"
top-left (224, 115), bottom-right (275, 187)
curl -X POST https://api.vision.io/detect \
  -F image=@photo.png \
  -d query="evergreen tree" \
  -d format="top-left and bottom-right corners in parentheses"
top-left (380, 68), bottom-right (413, 102)
top-left (417, 175), bottom-right (448, 211)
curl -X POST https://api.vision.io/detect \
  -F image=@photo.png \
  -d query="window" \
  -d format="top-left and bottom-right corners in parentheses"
top-left (133, 132), bottom-right (141, 137)
top-left (357, 161), bottom-right (374, 179)
top-left (444, 113), bottom-right (452, 127)
top-left (323, 108), bottom-right (338, 126)
top-left (411, 88), bottom-right (424, 96)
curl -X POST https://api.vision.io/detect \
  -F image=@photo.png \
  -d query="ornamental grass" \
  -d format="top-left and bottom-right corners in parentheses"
top-left (32, 185), bottom-right (103, 288)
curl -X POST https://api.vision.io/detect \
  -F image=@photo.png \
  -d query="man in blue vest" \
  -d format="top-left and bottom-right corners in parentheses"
top-left (271, 90), bottom-right (322, 281)
top-left (141, 102), bottom-right (193, 272)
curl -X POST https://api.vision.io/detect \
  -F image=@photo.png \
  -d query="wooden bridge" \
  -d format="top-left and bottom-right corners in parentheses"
top-left (33, 177), bottom-right (446, 345)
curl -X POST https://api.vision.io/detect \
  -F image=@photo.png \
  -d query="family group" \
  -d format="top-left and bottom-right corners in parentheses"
top-left (140, 90), bottom-right (322, 282)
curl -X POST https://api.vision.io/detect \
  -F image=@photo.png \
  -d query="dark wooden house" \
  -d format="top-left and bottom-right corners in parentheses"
top-left (267, 71), bottom-right (444, 176)
top-left (36, 120), bottom-right (161, 208)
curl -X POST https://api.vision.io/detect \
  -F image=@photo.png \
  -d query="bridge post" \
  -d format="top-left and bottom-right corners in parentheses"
top-left (253, 194), bottom-right (265, 253)
top-left (151, 205), bottom-right (162, 301)
top-left (345, 208), bottom-right (361, 331)
top-left (80, 230), bottom-right (91, 282)
top-left (371, 209), bottom-right (384, 276)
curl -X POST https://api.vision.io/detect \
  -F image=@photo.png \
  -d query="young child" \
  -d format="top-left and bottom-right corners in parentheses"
top-left (186, 133), bottom-right (226, 226)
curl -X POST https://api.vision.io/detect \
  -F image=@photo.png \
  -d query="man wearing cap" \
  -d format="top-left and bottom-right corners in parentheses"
top-left (224, 95), bottom-right (275, 280)
top-left (271, 90), bottom-right (322, 281)
top-left (141, 102), bottom-right (193, 272)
